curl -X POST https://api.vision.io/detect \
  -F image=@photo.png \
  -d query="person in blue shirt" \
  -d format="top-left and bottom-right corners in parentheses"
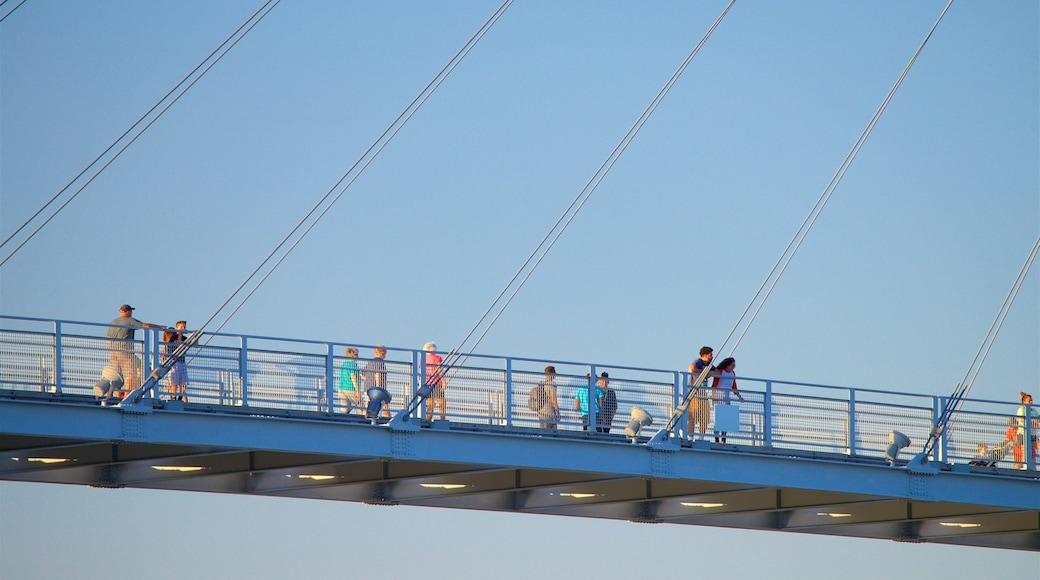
top-left (574, 373), bottom-right (604, 431)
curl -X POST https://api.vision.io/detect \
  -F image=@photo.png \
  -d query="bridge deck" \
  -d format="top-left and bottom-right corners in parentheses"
top-left (1, 316), bottom-right (1037, 550)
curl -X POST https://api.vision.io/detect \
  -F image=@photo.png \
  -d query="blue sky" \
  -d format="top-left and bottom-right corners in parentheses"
top-left (1, 1), bottom-right (1037, 577)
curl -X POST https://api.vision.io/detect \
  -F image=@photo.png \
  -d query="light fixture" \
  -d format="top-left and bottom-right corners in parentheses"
top-left (816, 512), bottom-right (853, 518)
top-left (681, 502), bottom-right (726, 508)
top-left (625, 406), bottom-right (654, 443)
top-left (150, 465), bottom-right (206, 472)
top-left (558, 493), bottom-right (598, 499)
top-left (298, 474), bottom-right (336, 481)
top-left (939, 522), bottom-right (981, 528)
top-left (885, 430), bottom-right (911, 464)
top-left (419, 483), bottom-right (469, 490)
top-left (27, 457), bottom-right (73, 464)
top-left (366, 387), bottom-right (392, 422)
top-left (93, 366), bottom-right (124, 399)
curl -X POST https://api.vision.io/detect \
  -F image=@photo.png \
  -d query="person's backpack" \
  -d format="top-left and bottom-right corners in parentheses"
top-left (528, 384), bottom-right (545, 412)
top-left (602, 388), bottom-right (618, 422)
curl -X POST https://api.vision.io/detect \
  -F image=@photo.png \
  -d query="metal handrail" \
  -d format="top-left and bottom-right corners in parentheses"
top-left (0, 314), bottom-right (1032, 469)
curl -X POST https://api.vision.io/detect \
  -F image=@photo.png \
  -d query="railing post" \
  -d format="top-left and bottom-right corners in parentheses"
top-left (218, 371), bottom-right (226, 406)
top-left (1025, 403), bottom-right (1036, 471)
top-left (239, 336), bottom-right (249, 407)
top-left (325, 343), bottom-right (336, 414)
top-left (763, 380), bottom-right (773, 448)
top-left (414, 348), bottom-right (423, 421)
top-left (143, 328), bottom-right (154, 390)
top-left (53, 320), bottom-right (63, 394)
top-left (147, 328), bottom-right (159, 394)
top-left (934, 396), bottom-right (945, 462)
top-left (588, 365), bottom-right (597, 433)
top-left (673, 371), bottom-right (682, 438)
top-left (505, 357), bottom-right (513, 427)
top-left (847, 388), bottom-right (857, 456)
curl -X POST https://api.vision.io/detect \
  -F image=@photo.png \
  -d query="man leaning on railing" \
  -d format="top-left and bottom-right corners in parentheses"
top-left (107, 304), bottom-right (163, 396)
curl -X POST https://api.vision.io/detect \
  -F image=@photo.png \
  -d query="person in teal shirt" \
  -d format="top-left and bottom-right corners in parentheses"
top-left (338, 346), bottom-right (361, 413)
top-left (573, 373), bottom-right (604, 431)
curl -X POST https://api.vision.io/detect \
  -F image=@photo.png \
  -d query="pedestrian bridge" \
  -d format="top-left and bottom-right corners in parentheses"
top-left (1, 315), bottom-right (1037, 551)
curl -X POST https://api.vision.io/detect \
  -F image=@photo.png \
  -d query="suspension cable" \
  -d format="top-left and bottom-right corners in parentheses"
top-left (657, 0), bottom-right (955, 437)
top-left (0, 0), bottom-right (28, 23)
top-left (198, 0), bottom-right (515, 339)
top-left (918, 233), bottom-right (1040, 459)
top-left (724, 0), bottom-right (955, 358)
top-left (439, 1), bottom-right (737, 377)
top-left (0, 0), bottom-right (280, 267)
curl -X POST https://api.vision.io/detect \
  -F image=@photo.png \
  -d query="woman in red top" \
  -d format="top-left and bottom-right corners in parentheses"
top-left (711, 357), bottom-right (744, 444)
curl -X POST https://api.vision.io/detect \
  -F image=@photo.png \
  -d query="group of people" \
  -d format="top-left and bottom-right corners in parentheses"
top-left (336, 344), bottom-right (391, 418)
top-left (687, 346), bottom-right (745, 443)
top-left (978, 391), bottom-right (1040, 468)
top-left (103, 308), bottom-right (1038, 467)
top-left (528, 366), bottom-right (619, 432)
top-left (335, 341), bottom-right (447, 421)
top-left (105, 304), bottom-right (189, 401)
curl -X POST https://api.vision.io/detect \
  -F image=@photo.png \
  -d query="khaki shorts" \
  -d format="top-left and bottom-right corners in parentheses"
top-left (109, 350), bottom-right (141, 391)
top-left (688, 398), bottom-right (711, 431)
top-left (338, 389), bottom-right (361, 411)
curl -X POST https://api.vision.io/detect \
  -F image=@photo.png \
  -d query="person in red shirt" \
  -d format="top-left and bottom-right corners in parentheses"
top-left (423, 342), bottom-right (447, 421)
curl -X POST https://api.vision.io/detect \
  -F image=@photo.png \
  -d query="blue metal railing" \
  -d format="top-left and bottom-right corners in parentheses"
top-left (0, 314), bottom-right (1034, 470)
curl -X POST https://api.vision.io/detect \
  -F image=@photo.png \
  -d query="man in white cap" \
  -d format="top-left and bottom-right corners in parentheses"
top-left (107, 304), bottom-right (163, 395)
top-left (423, 342), bottom-right (446, 421)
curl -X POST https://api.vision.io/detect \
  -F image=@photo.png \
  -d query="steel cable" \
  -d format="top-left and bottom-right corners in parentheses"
top-left (920, 233), bottom-right (1040, 459)
top-left (441, 0), bottom-right (737, 377)
top-left (0, 0), bottom-right (28, 23)
top-left (198, 0), bottom-right (515, 339)
top-left (659, 0), bottom-right (956, 436)
top-left (0, 0), bottom-right (281, 268)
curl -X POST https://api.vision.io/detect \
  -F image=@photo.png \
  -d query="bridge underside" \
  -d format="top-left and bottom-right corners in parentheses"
top-left (1, 395), bottom-right (1038, 551)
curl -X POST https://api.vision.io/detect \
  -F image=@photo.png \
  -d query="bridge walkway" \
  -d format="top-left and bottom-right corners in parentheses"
top-left (1, 315), bottom-right (1037, 550)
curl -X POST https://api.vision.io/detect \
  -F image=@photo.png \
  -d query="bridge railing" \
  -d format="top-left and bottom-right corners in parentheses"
top-left (0, 315), bottom-right (1033, 469)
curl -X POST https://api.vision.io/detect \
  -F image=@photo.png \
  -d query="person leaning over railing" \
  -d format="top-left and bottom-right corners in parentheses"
top-left (107, 304), bottom-right (164, 397)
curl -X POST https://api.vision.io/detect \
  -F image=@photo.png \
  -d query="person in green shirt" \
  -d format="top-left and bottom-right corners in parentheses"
top-left (338, 347), bottom-right (361, 414)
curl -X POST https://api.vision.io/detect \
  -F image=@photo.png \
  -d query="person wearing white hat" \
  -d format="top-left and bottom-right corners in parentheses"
top-left (423, 342), bottom-right (446, 421)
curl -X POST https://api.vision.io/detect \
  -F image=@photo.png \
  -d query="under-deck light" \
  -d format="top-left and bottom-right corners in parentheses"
top-left (939, 522), bottom-right (981, 528)
top-left (419, 483), bottom-right (469, 490)
top-left (557, 493), bottom-right (599, 499)
top-left (27, 457), bottom-right (74, 464)
top-left (150, 465), bottom-right (206, 472)
top-left (816, 512), bottom-right (853, 518)
top-left (298, 474), bottom-right (336, 481)
top-left (681, 502), bottom-right (725, 508)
